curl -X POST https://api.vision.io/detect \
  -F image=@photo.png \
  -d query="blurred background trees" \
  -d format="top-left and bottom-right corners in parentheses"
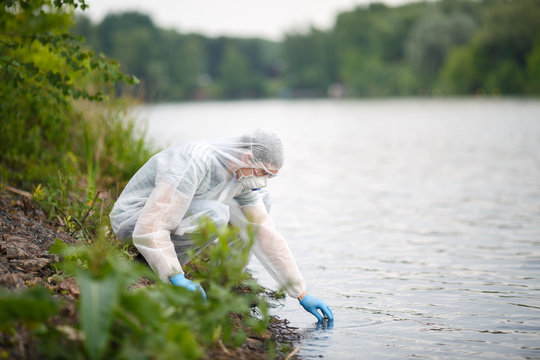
top-left (73, 0), bottom-right (540, 101)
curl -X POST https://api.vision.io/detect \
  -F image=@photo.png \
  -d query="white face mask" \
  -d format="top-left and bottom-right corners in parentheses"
top-left (237, 174), bottom-right (268, 191)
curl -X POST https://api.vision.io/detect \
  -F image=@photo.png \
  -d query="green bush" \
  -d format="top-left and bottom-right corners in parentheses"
top-left (0, 0), bottom-right (136, 186)
top-left (0, 0), bottom-right (152, 239)
top-left (0, 218), bottom-right (270, 359)
top-left (45, 218), bottom-right (266, 360)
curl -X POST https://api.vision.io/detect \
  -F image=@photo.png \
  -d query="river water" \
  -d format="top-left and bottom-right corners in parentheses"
top-left (136, 98), bottom-right (540, 359)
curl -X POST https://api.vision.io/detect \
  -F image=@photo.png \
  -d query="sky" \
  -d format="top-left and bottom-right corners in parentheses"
top-left (79, 0), bottom-right (418, 40)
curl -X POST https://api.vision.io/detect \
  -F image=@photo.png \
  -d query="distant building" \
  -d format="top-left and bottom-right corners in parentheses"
top-left (327, 83), bottom-right (347, 98)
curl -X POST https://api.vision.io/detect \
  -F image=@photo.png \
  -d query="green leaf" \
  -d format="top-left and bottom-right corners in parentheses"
top-left (77, 270), bottom-right (120, 360)
top-left (49, 238), bottom-right (69, 255)
top-left (0, 287), bottom-right (59, 327)
top-left (130, 75), bottom-right (140, 85)
top-left (164, 322), bottom-right (203, 359)
top-left (118, 291), bottom-right (162, 330)
top-left (232, 330), bottom-right (247, 347)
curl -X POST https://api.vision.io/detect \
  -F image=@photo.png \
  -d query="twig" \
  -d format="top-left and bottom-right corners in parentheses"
top-left (80, 190), bottom-right (100, 226)
top-left (3, 185), bottom-right (32, 198)
top-left (218, 339), bottom-right (231, 355)
top-left (56, 205), bottom-right (90, 240)
top-left (69, 216), bottom-right (87, 238)
top-left (285, 345), bottom-right (301, 360)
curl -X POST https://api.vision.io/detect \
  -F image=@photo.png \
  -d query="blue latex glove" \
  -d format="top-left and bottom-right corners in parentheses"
top-left (299, 294), bottom-right (334, 322)
top-left (169, 273), bottom-right (207, 300)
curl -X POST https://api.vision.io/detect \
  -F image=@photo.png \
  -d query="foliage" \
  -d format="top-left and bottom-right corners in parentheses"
top-left (73, 12), bottom-right (280, 100)
top-left (526, 37), bottom-right (540, 94)
top-left (439, 0), bottom-right (540, 95)
top-left (0, 0), bottom-right (138, 189)
top-left (0, 287), bottom-right (60, 329)
top-left (73, 0), bottom-right (540, 99)
top-left (405, 11), bottom-right (477, 84)
top-left (23, 98), bottom-right (153, 241)
top-left (0, 0), bottom-right (153, 239)
top-left (217, 42), bottom-right (263, 98)
top-left (0, 219), bottom-right (271, 360)
top-left (282, 27), bottom-right (335, 96)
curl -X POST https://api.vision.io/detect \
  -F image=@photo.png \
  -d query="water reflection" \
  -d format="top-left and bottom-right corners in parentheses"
top-left (315, 318), bottom-right (334, 331)
top-left (299, 320), bottom-right (335, 359)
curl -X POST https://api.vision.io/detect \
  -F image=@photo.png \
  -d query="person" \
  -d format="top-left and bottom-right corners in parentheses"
top-left (109, 128), bottom-right (333, 322)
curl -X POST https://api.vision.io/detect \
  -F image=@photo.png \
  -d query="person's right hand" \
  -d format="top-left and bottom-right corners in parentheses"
top-left (169, 273), bottom-right (207, 300)
top-left (299, 294), bottom-right (334, 322)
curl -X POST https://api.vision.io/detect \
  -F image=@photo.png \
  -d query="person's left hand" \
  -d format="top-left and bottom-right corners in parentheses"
top-left (299, 294), bottom-right (334, 322)
top-left (169, 273), bottom-right (207, 300)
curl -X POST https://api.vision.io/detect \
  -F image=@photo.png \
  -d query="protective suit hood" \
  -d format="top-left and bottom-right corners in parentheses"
top-left (206, 128), bottom-right (284, 174)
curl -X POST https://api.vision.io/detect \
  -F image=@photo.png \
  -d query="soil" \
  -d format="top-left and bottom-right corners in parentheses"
top-left (0, 190), bottom-right (303, 359)
top-left (0, 191), bottom-right (76, 291)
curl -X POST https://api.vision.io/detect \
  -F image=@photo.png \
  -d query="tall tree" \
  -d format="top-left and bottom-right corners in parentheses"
top-left (282, 27), bottom-right (335, 95)
top-left (440, 0), bottom-right (540, 94)
top-left (218, 42), bottom-right (260, 98)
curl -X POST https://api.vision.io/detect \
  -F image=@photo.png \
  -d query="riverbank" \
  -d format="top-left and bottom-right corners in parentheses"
top-left (0, 189), bottom-right (303, 359)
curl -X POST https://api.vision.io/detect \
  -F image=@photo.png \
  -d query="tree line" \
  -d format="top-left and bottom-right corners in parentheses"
top-left (74, 0), bottom-right (540, 101)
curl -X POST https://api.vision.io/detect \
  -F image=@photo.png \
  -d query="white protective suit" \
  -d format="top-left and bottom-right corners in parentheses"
top-left (109, 128), bottom-right (306, 299)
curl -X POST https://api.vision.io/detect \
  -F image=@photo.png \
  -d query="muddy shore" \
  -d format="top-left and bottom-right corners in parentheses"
top-left (0, 190), bottom-right (302, 359)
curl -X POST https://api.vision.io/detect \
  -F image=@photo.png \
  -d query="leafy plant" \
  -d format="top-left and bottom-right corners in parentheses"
top-left (0, 0), bottom-right (138, 189)
top-left (0, 287), bottom-right (60, 330)
top-left (41, 217), bottom-right (270, 360)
